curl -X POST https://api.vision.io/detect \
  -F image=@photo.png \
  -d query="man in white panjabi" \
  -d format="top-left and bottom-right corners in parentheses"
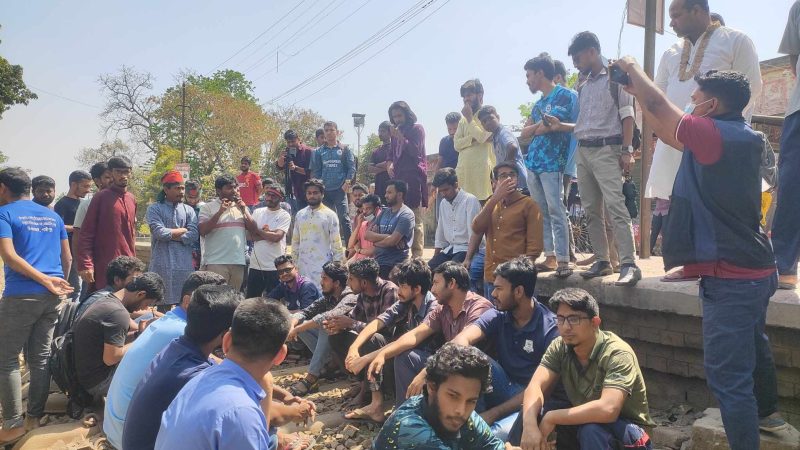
top-left (648, 0), bottom-right (762, 280)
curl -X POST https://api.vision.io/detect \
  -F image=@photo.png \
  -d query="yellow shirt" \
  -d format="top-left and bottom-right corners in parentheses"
top-left (454, 116), bottom-right (495, 200)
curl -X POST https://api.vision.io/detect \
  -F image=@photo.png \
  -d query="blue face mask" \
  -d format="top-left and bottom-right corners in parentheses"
top-left (684, 98), bottom-right (713, 117)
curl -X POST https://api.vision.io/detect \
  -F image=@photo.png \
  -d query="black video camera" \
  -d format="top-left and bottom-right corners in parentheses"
top-left (609, 62), bottom-right (630, 86)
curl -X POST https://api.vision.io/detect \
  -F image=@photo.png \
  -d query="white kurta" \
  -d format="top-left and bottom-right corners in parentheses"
top-left (646, 26), bottom-right (763, 200)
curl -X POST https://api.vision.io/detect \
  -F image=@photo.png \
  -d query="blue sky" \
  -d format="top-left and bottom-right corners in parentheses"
top-left (0, 0), bottom-right (792, 193)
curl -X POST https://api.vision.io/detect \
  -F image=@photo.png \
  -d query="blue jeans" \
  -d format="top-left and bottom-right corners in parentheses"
top-left (700, 274), bottom-right (778, 450)
top-left (0, 294), bottom-right (60, 427)
top-left (479, 359), bottom-right (525, 439)
top-left (527, 170), bottom-right (570, 262)
top-left (773, 110), bottom-right (800, 276)
top-left (323, 188), bottom-right (352, 244)
top-left (470, 248), bottom-right (485, 295)
top-left (298, 328), bottom-right (331, 378)
top-left (508, 415), bottom-right (651, 449)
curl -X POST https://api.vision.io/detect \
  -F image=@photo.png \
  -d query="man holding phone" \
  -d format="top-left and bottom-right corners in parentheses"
top-left (198, 174), bottom-right (256, 289)
top-left (520, 53), bottom-right (579, 277)
top-left (276, 129), bottom-right (313, 211)
top-left (542, 32), bottom-right (642, 287)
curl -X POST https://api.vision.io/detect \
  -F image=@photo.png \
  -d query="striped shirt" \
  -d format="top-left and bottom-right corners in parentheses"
top-left (198, 198), bottom-right (246, 266)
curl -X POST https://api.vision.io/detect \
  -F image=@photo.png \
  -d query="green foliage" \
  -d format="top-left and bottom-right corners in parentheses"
top-left (185, 70), bottom-right (258, 103)
top-left (0, 49), bottom-right (37, 119)
top-left (518, 102), bottom-right (534, 125)
top-left (142, 145), bottom-right (182, 202)
top-left (356, 133), bottom-right (381, 186)
top-left (0, 150), bottom-right (7, 164)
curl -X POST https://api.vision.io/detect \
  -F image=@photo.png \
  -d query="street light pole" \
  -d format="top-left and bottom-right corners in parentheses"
top-left (352, 113), bottom-right (366, 179)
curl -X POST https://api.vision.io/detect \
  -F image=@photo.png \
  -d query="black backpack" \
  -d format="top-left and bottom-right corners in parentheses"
top-left (49, 329), bottom-right (93, 418)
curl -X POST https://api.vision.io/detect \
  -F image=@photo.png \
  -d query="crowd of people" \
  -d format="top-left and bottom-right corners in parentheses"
top-left (0, 0), bottom-right (799, 449)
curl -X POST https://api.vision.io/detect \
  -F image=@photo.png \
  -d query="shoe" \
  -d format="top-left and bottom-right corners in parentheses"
top-left (24, 415), bottom-right (40, 432)
top-left (759, 412), bottom-right (789, 432)
top-left (536, 256), bottom-right (558, 272)
top-left (580, 261), bottom-right (613, 279)
top-left (615, 265), bottom-right (642, 287)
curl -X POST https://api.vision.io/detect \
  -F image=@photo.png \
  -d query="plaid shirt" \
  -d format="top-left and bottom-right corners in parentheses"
top-left (347, 278), bottom-right (398, 332)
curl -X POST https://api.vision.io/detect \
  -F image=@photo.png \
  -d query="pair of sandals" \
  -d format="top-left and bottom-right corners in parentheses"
top-left (536, 261), bottom-right (573, 278)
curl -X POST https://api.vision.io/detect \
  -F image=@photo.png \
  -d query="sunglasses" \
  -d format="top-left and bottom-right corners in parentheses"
top-left (277, 267), bottom-right (295, 275)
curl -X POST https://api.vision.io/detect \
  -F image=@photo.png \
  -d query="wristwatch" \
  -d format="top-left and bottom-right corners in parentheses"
top-left (624, 145), bottom-right (635, 154)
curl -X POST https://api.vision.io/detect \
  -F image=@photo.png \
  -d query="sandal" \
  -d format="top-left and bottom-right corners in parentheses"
top-left (554, 263), bottom-right (573, 279)
top-left (344, 407), bottom-right (386, 424)
top-left (288, 378), bottom-right (319, 397)
top-left (778, 275), bottom-right (797, 290)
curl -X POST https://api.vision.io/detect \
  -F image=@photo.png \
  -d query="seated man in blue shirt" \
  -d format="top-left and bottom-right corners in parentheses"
top-left (155, 298), bottom-right (292, 450)
top-left (452, 257), bottom-right (561, 440)
top-left (122, 284), bottom-right (241, 450)
top-left (343, 258), bottom-right (440, 422)
top-left (266, 255), bottom-right (321, 312)
top-left (104, 271), bottom-right (227, 448)
top-left (373, 343), bottom-right (504, 449)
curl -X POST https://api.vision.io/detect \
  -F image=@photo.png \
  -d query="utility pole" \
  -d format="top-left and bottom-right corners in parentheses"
top-left (180, 82), bottom-right (186, 163)
top-left (639, 0), bottom-right (657, 258)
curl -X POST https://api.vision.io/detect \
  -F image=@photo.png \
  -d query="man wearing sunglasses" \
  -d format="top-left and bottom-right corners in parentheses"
top-left (508, 288), bottom-right (653, 450)
top-left (265, 255), bottom-right (321, 313)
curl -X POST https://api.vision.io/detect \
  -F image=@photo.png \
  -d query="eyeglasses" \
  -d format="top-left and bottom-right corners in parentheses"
top-left (496, 172), bottom-right (517, 180)
top-left (277, 267), bottom-right (295, 275)
top-left (556, 315), bottom-right (591, 326)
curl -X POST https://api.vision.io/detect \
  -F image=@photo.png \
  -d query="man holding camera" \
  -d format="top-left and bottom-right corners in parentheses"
top-left (276, 129), bottom-right (313, 211)
top-left (543, 31), bottom-right (642, 287)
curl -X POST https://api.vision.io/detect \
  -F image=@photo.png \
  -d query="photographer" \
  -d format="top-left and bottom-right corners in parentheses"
top-left (276, 129), bottom-right (313, 210)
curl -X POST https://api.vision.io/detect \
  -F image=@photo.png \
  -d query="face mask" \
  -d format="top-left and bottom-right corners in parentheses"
top-left (684, 98), bottom-right (714, 117)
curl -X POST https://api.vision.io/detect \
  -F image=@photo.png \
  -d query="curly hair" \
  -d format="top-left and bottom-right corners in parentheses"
top-left (425, 343), bottom-right (492, 393)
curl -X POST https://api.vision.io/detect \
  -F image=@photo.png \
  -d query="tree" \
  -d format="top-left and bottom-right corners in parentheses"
top-left (186, 70), bottom-right (259, 104)
top-left (0, 26), bottom-right (37, 119)
top-left (0, 150), bottom-right (7, 165)
top-left (74, 139), bottom-right (145, 169)
top-left (98, 66), bottom-right (160, 153)
top-left (356, 133), bottom-right (381, 186)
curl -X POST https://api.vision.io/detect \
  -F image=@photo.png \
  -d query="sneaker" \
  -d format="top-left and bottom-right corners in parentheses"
top-left (759, 412), bottom-right (789, 432)
top-left (615, 265), bottom-right (642, 287)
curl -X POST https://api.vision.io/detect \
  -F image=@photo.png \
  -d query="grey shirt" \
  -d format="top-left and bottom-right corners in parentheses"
top-left (573, 68), bottom-right (635, 140)
top-left (780, 0), bottom-right (800, 116)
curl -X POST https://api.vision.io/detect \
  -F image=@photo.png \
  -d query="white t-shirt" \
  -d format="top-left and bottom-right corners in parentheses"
top-left (249, 206), bottom-right (292, 271)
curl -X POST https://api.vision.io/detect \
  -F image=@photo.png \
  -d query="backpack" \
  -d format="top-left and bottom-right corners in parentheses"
top-left (609, 81), bottom-right (643, 150)
top-left (49, 329), bottom-right (93, 418)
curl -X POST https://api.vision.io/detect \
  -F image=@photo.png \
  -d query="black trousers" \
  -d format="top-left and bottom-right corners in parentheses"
top-left (246, 269), bottom-right (279, 298)
top-left (427, 250), bottom-right (466, 271)
top-left (329, 330), bottom-right (394, 394)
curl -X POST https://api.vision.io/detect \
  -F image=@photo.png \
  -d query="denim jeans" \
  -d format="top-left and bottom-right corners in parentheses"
top-left (68, 259), bottom-right (82, 301)
top-left (527, 170), bottom-right (570, 262)
top-left (772, 110), bottom-right (800, 276)
top-left (470, 248), bottom-right (485, 295)
top-left (478, 359), bottom-right (525, 439)
top-left (427, 250), bottom-right (466, 271)
top-left (323, 188), bottom-right (352, 244)
top-left (508, 416), bottom-right (651, 449)
top-left (298, 328), bottom-right (331, 378)
top-left (700, 274), bottom-right (778, 450)
top-left (0, 294), bottom-right (60, 428)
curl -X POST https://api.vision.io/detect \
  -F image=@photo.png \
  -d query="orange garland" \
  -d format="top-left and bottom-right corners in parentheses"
top-left (678, 21), bottom-right (722, 82)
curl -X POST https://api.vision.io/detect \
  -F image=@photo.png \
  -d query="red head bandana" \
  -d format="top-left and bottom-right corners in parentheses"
top-left (161, 170), bottom-right (184, 184)
top-left (265, 187), bottom-right (284, 200)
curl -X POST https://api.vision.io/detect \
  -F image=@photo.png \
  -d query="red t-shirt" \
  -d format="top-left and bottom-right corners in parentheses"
top-left (675, 114), bottom-right (775, 280)
top-left (236, 172), bottom-right (261, 206)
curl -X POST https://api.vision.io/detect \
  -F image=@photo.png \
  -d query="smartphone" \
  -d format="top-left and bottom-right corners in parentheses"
top-left (609, 63), bottom-right (631, 85)
top-left (534, 106), bottom-right (550, 127)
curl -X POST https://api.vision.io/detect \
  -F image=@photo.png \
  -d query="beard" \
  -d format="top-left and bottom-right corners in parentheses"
top-left (307, 197), bottom-right (321, 207)
top-left (427, 392), bottom-right (467, 435)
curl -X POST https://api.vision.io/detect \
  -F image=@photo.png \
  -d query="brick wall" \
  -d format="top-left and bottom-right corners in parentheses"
top-left (596, 304), bottom-right (800, 425)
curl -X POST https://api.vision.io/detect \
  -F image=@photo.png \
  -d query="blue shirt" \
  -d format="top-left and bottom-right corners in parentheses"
top-left (104, 307), bottom-right (188, 448)
top-left (266, 276), bottom-right (321, 311)
top-left (0, 200), bottom-right (67, 296)
top-left (527, 85), bottom-right (579, 174)
top-left (155, 358), bottom-right (272, 450)
top-left (491, 125), bottom-right (528, 189)
top-left (122, 336), bottom-right (212, 450)
top-left (372, 205), bottom-right (415, 268)
top-left (309, 144), bottom-right (356, 191)
top-left (473, 299), bottom-right (559, 386)
top-left (373, 394), bottom-right (504, 450)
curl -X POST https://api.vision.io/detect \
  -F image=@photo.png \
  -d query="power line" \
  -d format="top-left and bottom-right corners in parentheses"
top-left (291, 0), bottom-right (452, 105)
top-left (232, 0), bottom-right (324, 71)
top-left (27, 85), bottom-right (101, 109)
top-left (264, 0), bottom-right (434, 103)
top-left (240, 0), bottom-right (346, 74)
top-left (206, 0), bottom-right (307, 74)
top-left (249, 0), bottom-right (375, 83)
